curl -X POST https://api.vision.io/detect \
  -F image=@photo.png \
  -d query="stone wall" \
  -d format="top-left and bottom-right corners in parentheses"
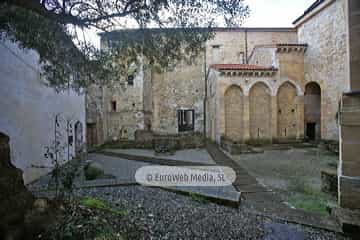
top-left (249, 82), bottom-right (271, 140)
top-left (297, 0), bottom-right (349, 140)
top-left (151, 54), bottom-right (206, 134)
top-left (206, 29), bottom-right (298, 66)
top-left (0, 39), bottom-right (86, 183)
top-left (277, 82), bottom-right (298, 139)
top-left (207, 45), bottom-right (307, 144)
top-left (224, 85), bottom-right (244, 141)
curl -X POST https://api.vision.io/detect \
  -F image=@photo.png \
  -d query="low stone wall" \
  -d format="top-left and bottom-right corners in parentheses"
top-left (321, 168), bottom-right (338, 197)
top-left (104, 131), bottom-right (205, 150)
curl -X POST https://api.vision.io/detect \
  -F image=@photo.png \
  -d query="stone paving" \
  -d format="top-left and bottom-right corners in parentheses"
top-left (84, 150), bottom-right (240, 204)
top-left (103, 148), bottom-right (216, 165)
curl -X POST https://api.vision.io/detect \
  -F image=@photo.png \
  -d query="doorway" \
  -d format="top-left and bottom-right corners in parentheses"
top-left (306, 123), bottom-right (316, 141)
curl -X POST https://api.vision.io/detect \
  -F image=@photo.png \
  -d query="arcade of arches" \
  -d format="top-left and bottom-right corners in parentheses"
top-left (220, 81), bottom-right (322, 143)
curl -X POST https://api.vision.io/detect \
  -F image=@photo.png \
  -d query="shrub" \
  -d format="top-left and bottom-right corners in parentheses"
top-left (84, 164), bottom-right (104, 180)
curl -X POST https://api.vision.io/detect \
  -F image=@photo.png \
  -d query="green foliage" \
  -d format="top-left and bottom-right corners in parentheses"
top-left (287, 178), bottom-right (329, 216)
top-left (84, 164), bottom-right (104, 180)
top-left (189, 192), bottom-right (208, 203)
top-left (80, 197), bottom-right (128, 216)
top-left (1, 1), bottom-right (249, 90)
top-left (287, 192), bottom-right (329, 216)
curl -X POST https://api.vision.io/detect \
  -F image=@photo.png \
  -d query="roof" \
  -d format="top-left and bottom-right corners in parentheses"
top-left (210, 64), bottom-right (276, 71)
top-left (99, 27), bottom-right (296, 37)
top-left (293, 0), bottom-right (326, 24)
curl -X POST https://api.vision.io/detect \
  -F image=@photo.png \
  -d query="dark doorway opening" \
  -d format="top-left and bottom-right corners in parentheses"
top-left (87, 123), bottom-right (97, 147)
top-left (306, 123), bottom-right (316, 141)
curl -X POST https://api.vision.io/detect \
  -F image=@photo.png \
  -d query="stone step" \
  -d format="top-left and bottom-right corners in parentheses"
top-left (164, 185), bottom-right (241, 207)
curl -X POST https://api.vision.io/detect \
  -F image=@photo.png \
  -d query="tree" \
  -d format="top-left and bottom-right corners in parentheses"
top-left (1, 0), bottom-right (249, 91)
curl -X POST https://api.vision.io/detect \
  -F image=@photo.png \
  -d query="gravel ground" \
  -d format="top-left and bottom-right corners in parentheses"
top-left (29, 181), bottom-right (348, 240)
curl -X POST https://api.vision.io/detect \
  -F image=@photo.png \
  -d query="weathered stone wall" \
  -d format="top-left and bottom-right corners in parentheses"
top-left (0, 39), bottom-right (86, 183)
top-left (94, 29), bottom-right (298, 140)
top-left (277, 82), bottom-right (298, 139)
top-left (248, 46), bottom-right (276, 67)
top-left (86, 84), bottom-right (105, 146)
top-left (297, 0), bottom-right (349, 140)
top-left (102, 74), bottom-right (146, 141)
top-left (338, 0), bottom-right (360, 211)
top-left (207, 45), bottom-right (307, 143)
top-left (249, 82), bottom-right (271, 140)
top-left (206, 29), bottom-right (297, 66)
top-left (246, 30), bottom-right (298, 58)
top-left (151, 54), bottom-right (205, 134)
top-left (224, 85), bottom-right (244, 141)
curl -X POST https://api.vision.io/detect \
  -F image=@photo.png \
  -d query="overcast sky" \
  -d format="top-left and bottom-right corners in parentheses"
top-left (243, 0), bottom-right (315, 27)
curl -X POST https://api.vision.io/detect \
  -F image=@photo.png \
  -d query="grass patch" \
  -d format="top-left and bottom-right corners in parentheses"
top-left (287, 193), bottom-right (329, 216)
top-left (189, 192), bottom-right (208, 203)
top-left (80, 197), bottom-right (128, 216)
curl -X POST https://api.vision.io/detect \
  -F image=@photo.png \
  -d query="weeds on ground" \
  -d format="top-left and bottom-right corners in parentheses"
top-left (80, 197), bottom-right (128, 216)
top-left (40, 200), bottom-right (126, 240)
top-left (286, 178), bottom-right (329, 216)
top-left (189, 192), bottom-right (209, 203)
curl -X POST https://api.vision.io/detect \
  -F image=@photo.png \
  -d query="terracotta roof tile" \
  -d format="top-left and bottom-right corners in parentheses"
top-left (210, 64), bottom-right (276, 71)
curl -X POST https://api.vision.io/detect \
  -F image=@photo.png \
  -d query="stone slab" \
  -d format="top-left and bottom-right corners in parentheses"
top-left (86, 153), bottom-right (241, 206)
top-left (105, 148), bottom-right (216, 165)
top-left (332, 206), bottom-right (360, 236)
top-left (166, 185), bottom-right (241, 206)
top-left (263, 223), bottom-right (306, 240)
top-left (339, 176), bottom-right (360, 210)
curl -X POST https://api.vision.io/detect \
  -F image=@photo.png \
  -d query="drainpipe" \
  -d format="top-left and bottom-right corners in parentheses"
top-left (245, 29), bottom-right (248, 63)
top-left (203, 44), bottom-right (207, 138)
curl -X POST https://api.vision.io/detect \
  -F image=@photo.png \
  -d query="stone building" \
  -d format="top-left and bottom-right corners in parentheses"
top-left (87, 0), bottom-right (349, 147)
top-left (0, 39), bottom-right (86, 183)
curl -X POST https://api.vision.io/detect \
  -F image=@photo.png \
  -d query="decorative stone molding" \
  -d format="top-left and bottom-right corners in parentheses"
top-left (276, 44), bottom-right (308, 53)
top-left (219, 69), bottom-right (277, 77)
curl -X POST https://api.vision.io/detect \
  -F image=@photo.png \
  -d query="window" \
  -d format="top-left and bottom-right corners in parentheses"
top-left (178, 109), bottom-right (195, 132)
top-left (127, 75), bottom-right (134, 86)
top-left (238, 52), bottom-right (245, 64)
top-left (211, 45), bottom-right (221, 63)
top-left (111, 101), bottom-right (117, 112)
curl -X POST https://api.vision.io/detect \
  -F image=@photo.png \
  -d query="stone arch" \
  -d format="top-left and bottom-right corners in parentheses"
top-left (277, 82), bottom-right (298, 139)
top-left (275, 79), bottom-right (303, 96)
top-left (224, 85), bottom-right (244, 142)
top-left (245, 80), bottom-right (273, 96)
top-left (304, 82), bottom-right (321, 140)
top-left (249, 82), bottom-right (272, 140)
top-left (74, 121), bottom-right (83, 155)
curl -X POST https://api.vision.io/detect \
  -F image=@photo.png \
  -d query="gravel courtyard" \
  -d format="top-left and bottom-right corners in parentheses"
top-left (27, 147), bottom-right (348, 239)
top-left (30, 183), bottom-right (347, 240)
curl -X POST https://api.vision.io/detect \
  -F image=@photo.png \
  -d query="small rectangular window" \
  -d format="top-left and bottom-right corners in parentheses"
top-left (178, 109), bottom-right (195, 132)
top-left (127, 75), bottom-right (134, 86)
top-left (111, 101), bottom-right (117, 112)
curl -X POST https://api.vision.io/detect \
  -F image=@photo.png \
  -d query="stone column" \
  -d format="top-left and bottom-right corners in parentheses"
top-left (297, 95), bottom-right (305, 140)
top-left (243, 95), bottom-right (250, 141)
top-left (271, 96), bottom-right (278, 141)
top-left (339, 95), bottom-right (360, 209)
top-left (347, 0), bottom-right (360, 91)
top-left (338, 0), bottom-right (360, 210)
top-left (217, 87), bottom-right (225, 144)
